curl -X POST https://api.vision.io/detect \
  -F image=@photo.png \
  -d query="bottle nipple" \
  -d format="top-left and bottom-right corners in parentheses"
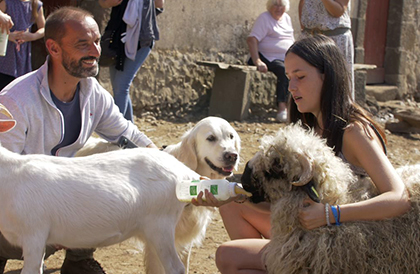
top-left (234, 184), bottom-right (252, 197)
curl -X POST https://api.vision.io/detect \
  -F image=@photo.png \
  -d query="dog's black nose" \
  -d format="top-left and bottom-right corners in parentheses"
top-left (224, 152), bottom-right (238, 163)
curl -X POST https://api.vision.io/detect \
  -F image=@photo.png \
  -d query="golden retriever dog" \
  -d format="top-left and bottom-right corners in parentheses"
top-left (163, 116), bottom-right (240, 272)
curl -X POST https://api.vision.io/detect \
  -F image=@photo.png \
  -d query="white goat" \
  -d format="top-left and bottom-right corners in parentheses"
top-left (241, 123), bottom-right (420, 274)
top-left (0, 104), bottom-right (199, 274)
top-left (75, 116), bottom-right (241, 273)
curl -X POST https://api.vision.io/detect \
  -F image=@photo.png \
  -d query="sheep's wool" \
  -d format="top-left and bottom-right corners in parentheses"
top-left (250, 123), bottom-right (420, 274)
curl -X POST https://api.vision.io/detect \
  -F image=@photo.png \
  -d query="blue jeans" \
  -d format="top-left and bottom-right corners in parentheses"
top-left (109, 44), bottom-right (152, 122)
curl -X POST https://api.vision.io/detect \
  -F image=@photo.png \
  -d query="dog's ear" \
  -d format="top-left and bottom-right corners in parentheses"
top-left (178, 129), bottom-right (198, 171)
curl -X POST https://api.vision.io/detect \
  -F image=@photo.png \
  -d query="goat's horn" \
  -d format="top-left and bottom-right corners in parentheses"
top-left (0, 103), bottom-right (13, 119)
top-left (291, 152), bottom-right (314, 186)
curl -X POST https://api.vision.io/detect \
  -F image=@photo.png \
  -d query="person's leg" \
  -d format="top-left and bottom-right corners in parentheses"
top-left (109, 45), bottom-right (152, 122)
top-left (216, 239), bottom-right (269, 274)
top-left (257, 55), bottom-right (289, 122)
top-left (219, 202), bottom-right (271, 240)
top-left (61, 249), bottom-right (105, 274)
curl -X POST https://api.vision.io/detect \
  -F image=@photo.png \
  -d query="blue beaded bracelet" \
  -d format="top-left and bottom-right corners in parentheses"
top-left (331, 205), bottom-right (341, 226)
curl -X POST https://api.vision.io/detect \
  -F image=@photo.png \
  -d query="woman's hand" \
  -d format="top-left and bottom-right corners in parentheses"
top-left (298, 198), bottom-right (327, 229)
top-left (191, 189), bottom-right (248, 208)
top-left (8, 30), bottom-right (24, 43)
top-left (255, 59), bottom-right (268, 73)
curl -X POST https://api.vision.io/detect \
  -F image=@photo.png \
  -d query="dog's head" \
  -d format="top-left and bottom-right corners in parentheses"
top-left (241, 123), bottom-right (350, 204)
top-left (176, 117), bottom-right (240, 179)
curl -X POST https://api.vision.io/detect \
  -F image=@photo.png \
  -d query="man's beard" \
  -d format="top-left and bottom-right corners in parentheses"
top-left (62, 52), bottom-right (99, 78)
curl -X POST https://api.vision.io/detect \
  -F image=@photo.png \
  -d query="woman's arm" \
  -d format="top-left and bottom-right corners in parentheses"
top-left (19, 6), bottom-right (45, 43)
top-left (321, 0), bottom-right (349, 18)
top-left (32, 6), bottom-right (45, 40)
top-left (338, 123), bottom-right (411, 221)
top-left (8, 6), bottom-right (45, 45)
top-left (98, 0), bottom-right (123, 9)
top-left (246, 36), bottom-right (267, 73)
top-left (299, 123), bottom-right (411, 229)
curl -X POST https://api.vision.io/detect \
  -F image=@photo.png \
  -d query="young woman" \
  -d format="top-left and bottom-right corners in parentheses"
top-left (0, 0), bottom-right (45, 90)
top-left (215, 35), bottom-right (410, 273)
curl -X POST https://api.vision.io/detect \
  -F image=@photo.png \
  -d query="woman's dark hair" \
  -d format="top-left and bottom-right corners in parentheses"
top-left (286, 35), bottom-right (386, 154)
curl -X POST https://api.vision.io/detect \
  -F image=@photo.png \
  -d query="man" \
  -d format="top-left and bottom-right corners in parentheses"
top-left (0, 6), bottom-right (157, 274)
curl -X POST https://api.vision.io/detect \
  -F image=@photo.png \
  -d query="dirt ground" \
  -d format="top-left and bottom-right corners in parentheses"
top-left (4, 108), bottom-right (420, 274)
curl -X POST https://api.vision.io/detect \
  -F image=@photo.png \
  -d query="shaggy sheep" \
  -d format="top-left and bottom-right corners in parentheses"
top-left (241, 122), bottom-right (420, 274)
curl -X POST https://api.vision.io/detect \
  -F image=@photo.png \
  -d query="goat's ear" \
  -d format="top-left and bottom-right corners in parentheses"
top-left (178, 130), bottom-right (198, 171)
top-left (0, 120), bottom-right (16, 133)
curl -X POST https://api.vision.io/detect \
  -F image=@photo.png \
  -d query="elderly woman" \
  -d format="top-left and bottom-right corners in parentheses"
top-left (247, 0), bottom-right (294, 123)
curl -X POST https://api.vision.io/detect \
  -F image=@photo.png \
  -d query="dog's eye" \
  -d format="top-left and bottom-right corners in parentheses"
top-left (229, 133), bottom-right (234, 139)
top-left (207, 135), bottom-right (216, 142)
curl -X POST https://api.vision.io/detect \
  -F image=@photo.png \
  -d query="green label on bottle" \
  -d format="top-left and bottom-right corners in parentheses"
top-left (210, 185), bottom-right (218, 195)
top-left (190, 185), bottom-right (198, 196)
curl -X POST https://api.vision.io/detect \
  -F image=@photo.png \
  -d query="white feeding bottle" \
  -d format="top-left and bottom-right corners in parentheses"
top-left (176, 179), bottom-right (252, 202)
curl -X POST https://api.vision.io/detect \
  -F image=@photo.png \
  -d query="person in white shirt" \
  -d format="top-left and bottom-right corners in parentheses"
top-left (247, 0), bottom-right (294, 123)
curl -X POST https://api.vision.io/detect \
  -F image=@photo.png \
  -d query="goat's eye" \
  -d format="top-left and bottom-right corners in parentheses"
top-left (229, 133), bottom-right (234, 139)
top-left (207, 135), bottom-right (216, 142)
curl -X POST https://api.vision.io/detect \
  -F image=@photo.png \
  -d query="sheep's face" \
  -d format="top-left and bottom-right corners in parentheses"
top-left (241, 123), bottom-right (331, 204)
top-left (241, 145), bottom-right (306, 203)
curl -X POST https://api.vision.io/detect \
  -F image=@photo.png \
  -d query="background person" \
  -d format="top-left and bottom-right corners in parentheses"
top-left (247, 0), bottom-right (294, 123)
top-left (215, 35), bottom-right (410, 273)
top-left (98, 0), bottom-right (164, 122)
top-left (0, 6), bottom-right (157, 274)
top-left (299, 0), bottom-right (354, 99)
top-left (0, 0), bottom-right (45, 91)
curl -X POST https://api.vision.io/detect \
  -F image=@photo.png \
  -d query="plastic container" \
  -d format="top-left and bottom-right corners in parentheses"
top-left (0, 31), bottom-right (8, 56)
top-left (176, 179), bottom-right (252, 202)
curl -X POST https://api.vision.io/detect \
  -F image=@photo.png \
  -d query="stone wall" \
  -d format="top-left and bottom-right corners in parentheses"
top-left (80, 0), bottom-right (301, 118)
top-left (386, 0), bottom-right (420, 101)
